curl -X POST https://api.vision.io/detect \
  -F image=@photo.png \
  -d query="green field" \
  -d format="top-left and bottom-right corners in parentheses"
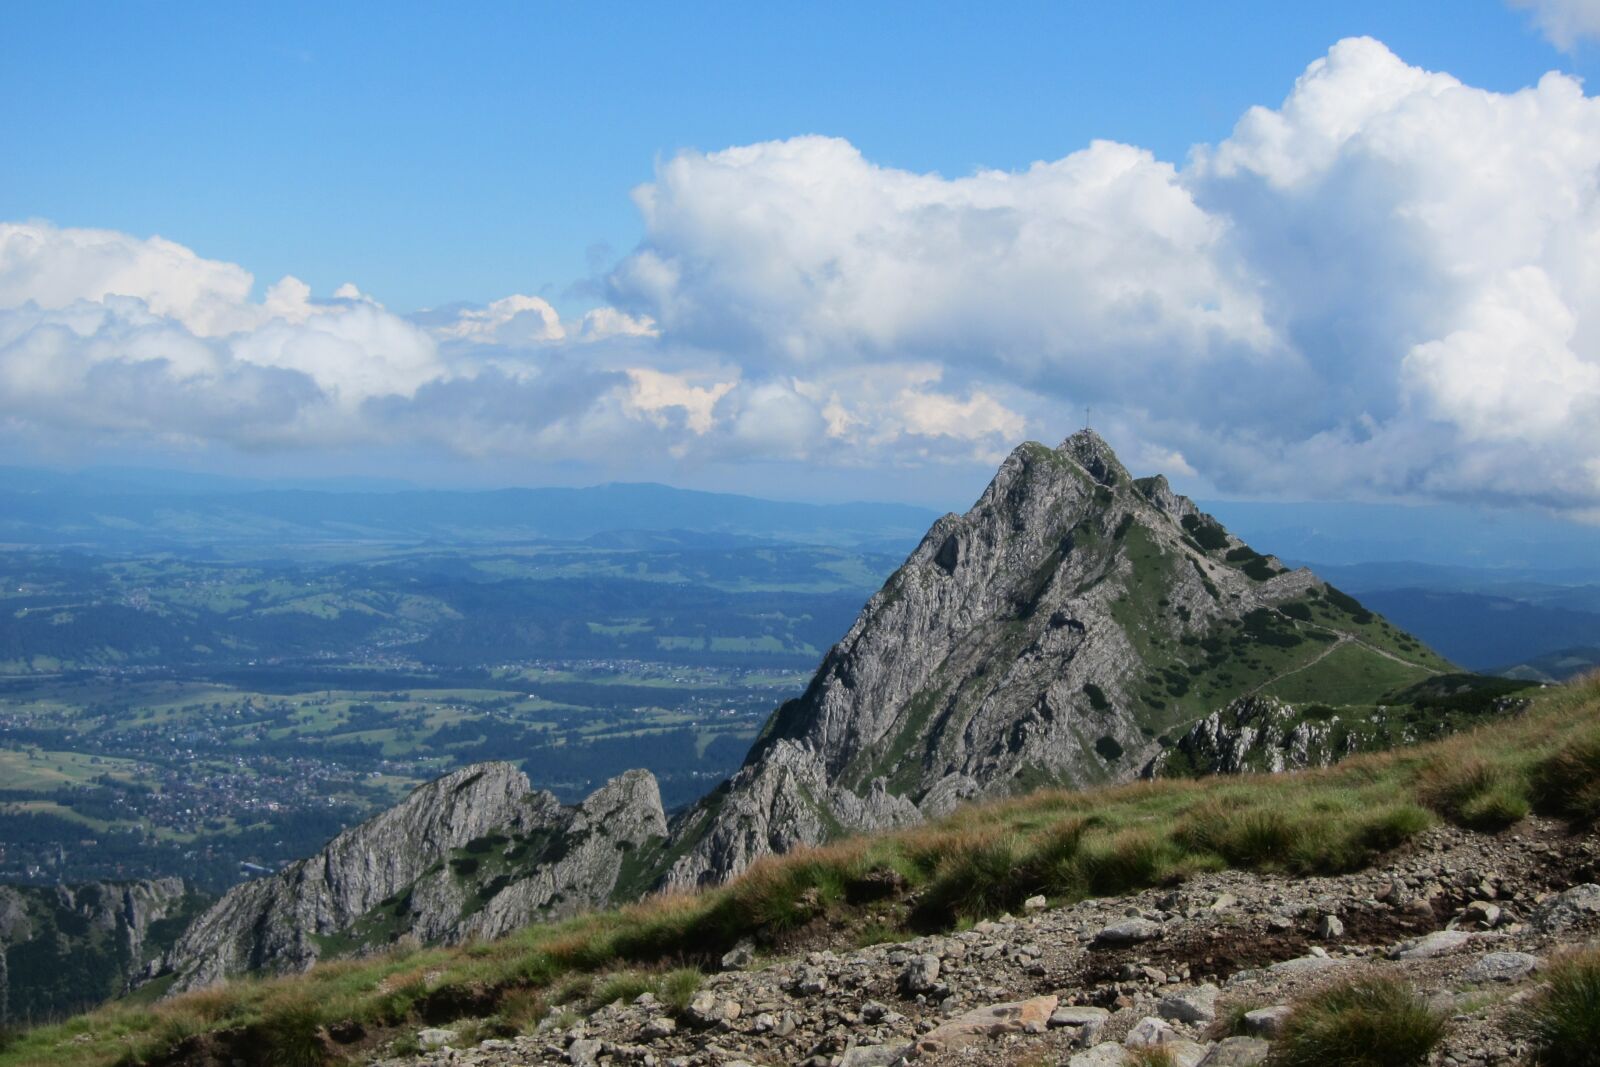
top-left (0, 663), bottom-right (801, 890)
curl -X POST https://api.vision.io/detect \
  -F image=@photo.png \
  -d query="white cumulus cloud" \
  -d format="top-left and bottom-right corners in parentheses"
top-left (607, 37), bottom-right (1600, 510)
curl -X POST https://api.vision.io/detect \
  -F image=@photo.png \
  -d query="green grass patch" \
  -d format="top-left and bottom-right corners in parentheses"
top-left (1270, 976), bottom-right (1446, 1066)
top-left (1513, 948), bottom-right (1600, 1066)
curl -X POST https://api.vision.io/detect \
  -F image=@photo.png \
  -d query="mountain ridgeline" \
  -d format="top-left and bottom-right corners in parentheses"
top-left (142, 431), bottom-right (1453, 991)
top-left (659, 431), bottom-right (1450, 887)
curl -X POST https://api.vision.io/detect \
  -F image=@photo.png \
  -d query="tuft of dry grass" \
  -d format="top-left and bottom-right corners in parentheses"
top-left (1512, 947), bottom-right (1600, 1066)
top-left (1268, 975), bottom-right (1446, 1066)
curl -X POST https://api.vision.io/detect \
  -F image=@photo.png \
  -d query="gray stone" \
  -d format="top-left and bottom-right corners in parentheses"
top-left (1534, 884), bottom-right (1600, 933)
top-left (1199, 1037), bottom-right (1271, 1066)
top-left (1166, 1041), bottom-right (1211, 1067)
top-left (899, 953), bottom-right (940, 994)
top-left (1126, 1016), bottom-right (1176, 1047)
top-left (417, 1028), bottom-right (458, 1050)
top-left (1268, 955), bottom-right (1346, 975)
top-left (1069, 1045), bottom-right (1132, 1067)
top-left (839, 1045), bottom-right (907, 1067)
top-left (1242, 1006), bottom-right (1291, 1037)
top-left (641, 1016), bottom-right (677, 1040)
top-left (1094, 918), bottom-right (1162, 946)
top-left (685, 991), bottom-right (741, 1026)
top-left (1050, 1005), bottom-right (1110, 1047)
top-left (1158, 984), bottom-right (1219, 1026)
top-left (1316, 914), bottom-right (1344, 939)
top-left (1023, 895), bottom-right (1048, 912)
top-left (1389, 930), bottom-right (1477, 960)
top-left (566, 1038), bottom-right (604, 1066)
top-left (795, 965), bottom-right (829, 996)
top-left (1463, 951), bottom-right (1541, 983)
top-left (720, 940), bottom-right (756, 970)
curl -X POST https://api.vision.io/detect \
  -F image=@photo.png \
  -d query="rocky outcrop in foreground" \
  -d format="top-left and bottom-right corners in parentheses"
top-left (385, 817), bottom-right (1600, 1067)
top-left (154, 765), bottom-right (667, 993)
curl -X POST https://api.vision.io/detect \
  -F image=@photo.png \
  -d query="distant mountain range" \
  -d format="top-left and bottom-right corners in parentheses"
top-left (0, 472), bottom-right (939, 552)
top-left (4, 465), bottom-right (1600, 677)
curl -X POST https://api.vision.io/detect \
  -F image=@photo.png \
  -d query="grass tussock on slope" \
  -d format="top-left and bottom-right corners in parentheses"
top-left (7, 672), bottom-right (1600, 1067)
top-left (1267, 975), bottom-right (1446, 1066)
top-left (1512, 946), bottom-right (1600, 1066)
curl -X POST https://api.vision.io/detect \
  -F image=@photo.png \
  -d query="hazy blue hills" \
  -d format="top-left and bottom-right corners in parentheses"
top-left (0, 471), bottom-right (939, 552)
top-left (1350, 589), bottom-right (1600, 671)
top-left (1207, 500), bottom-right (1600, 577)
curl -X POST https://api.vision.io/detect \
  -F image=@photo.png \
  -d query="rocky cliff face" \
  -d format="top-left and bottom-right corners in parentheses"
top-left (661, 431), bottom-right (1444, 888)
top-left (155, 765), bottom-right (666, 993)
top-left (1144, 695), bottom-right (1353, 777)
top-left (0, 877), bottom-right (197, 1023)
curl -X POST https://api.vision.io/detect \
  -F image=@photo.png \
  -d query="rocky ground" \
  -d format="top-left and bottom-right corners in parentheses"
top-left (377, 817), bottom-right (1600, 1066)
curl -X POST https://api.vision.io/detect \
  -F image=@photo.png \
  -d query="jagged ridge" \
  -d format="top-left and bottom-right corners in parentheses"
top-left (660, 431), bottom-right (1449, 888)
top-left (152, 765), bottom-right (667, 993)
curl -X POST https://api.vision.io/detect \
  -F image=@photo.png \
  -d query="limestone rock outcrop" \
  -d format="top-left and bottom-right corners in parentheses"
top-left (0, 877), bottom-right (195, 1022)
top-left (661, 431), bottom-right (1428, 888)
top-left (155, 765), bottom-right (666, 992)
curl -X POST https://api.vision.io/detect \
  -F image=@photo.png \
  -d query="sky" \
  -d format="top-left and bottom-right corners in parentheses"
top-left (4, 0), bottom-right (1600, 515)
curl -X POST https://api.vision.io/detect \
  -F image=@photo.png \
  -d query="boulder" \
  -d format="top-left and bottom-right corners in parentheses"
top-left (1158, 984), bottom-right (1219, 1026)
top-left (720, 940), bottom-right (756, 970)
top-left (912, 995), bottom-right (1059, 1055)
top-left (839, 1045), bottom-right (909, 1067)
top-left (1242, 1005), bottom-right (1290, 1037)
top-left (417, 1028), bottom-right (458, 1050)
top-left (1534, 884), bottom-right (1600, 933)
top-left (1462, 951), bottom-right (1541, 983)
top-left (1050, 1004), bottom-right (1111, 1047)
top-left (1093, 918), bottom-right (1162, 946)
top-left (1126, 1016), bottom-right (1176, 1047)
top-left (1068, 1045), bottom-right (1132, 1067)
top-left (899, 953), bottom-right (941, 994)
top-left (1389, 930), bottom-right (1477, 960)
top-left (1199, 1037), bottom-right (1271, 1066)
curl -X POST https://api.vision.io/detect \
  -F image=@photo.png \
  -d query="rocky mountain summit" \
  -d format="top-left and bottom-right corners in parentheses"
top-left (386, 817), bottom-right (1599, 1067)
top-left (151, 765), bottom-right (667, 993)
top-left (662, 431), bottom-right (1445, 888)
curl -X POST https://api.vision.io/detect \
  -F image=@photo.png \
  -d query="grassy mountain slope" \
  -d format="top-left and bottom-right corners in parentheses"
top-left (9, 672), bottom-right (1596, 1067)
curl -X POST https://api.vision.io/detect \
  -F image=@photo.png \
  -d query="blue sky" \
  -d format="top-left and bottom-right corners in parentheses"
top-left (4, 1), bottom-right (1600, 520)
top-left (4, 2), bottom-right (1591, 313)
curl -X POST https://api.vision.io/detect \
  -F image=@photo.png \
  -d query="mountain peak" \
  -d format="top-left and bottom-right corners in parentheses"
top-left (659, 427), bottom-right (1446, 889)
top-left (1058, 427), bottom-right (1129, 486)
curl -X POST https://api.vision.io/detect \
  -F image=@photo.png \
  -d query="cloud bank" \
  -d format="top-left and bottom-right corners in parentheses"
top-left (4, 37), bottom-right (1600, 510)
top-left (608, 37), bottom-right (1600, 509)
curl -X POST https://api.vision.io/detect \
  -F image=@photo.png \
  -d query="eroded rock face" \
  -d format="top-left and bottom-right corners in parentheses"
top-left (663, 431), bottom-right (1351, 889)
top-left (0, 877), bottom-right (195, 1023)
top-left (1148, 696), bottom-right (1350, 777)
top-left (155, 765), bottom-right (667, 992)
